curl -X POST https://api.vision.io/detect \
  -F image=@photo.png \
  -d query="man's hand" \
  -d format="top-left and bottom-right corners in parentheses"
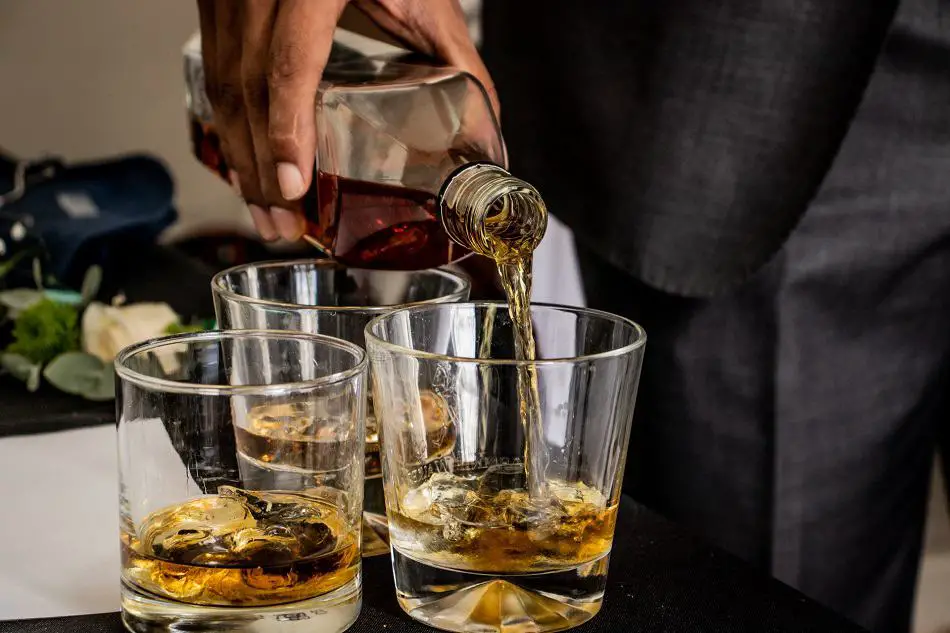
top-left (197, 0), bottom-right (497, 242)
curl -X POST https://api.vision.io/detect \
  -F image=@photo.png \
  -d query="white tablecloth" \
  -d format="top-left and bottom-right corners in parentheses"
top-left (0, 426), bottom-right (120, 620)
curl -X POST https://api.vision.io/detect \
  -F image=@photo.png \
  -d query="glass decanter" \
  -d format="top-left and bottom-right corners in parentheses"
top-left (184, 32), bottom-right (546, 270)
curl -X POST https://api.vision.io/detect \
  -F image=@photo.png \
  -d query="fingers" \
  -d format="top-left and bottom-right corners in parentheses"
top-left (206, 0), bottom-right (278, 240)
top-left (196, 0), bottom-right (217, 85)
top-left (207, 0), bottom-right (344, 242)
top-left (357, 0), bottom-right (498, 116)
top-left (200, 0), bottom-right (274, 238)
top-left (268, 0), bottom-right (348, 208)
top-left (424, 0), bottom-right (500, 117)
top-left (431, 11), bottom-right (506, 163)
top-left (240, 1), bottom-right (286, 239)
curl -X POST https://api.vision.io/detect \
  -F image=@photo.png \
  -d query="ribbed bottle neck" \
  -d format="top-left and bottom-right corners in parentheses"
top-left (438, 163), bottom-right (548, 261)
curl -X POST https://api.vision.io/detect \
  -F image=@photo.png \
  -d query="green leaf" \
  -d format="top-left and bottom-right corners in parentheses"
top-left (0, 352), bottom-right (38, 382)
top-left (32, 258), bottom-right (43, 290)
top-left (0, 289), bottom-right (43, 318)
top-left (0, 249), bottom-right (32, 280)
top-left (164, 321), bottom-right (205, 335)
top-left (82, 361), bottom-right (115, 401)
top-left (80, 265), bottom-right (102, 305)
top-left (43, 352), bottom-right (115, 401)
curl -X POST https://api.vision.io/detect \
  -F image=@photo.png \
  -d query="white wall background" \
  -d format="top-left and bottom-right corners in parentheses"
top-left (0, 0), bottom-right (249, 240)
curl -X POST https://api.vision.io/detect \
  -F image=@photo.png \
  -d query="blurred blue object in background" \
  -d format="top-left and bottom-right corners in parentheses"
top-left (0, 151), bottom-right (176, 288)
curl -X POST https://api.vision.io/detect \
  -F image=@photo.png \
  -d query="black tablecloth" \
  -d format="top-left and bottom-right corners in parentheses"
top-left (0, 495), bottom-right (863, 633)
top-left (0, 243), bottom-right (213, 437)
top-left (0, 379), bottom-right (112, 437)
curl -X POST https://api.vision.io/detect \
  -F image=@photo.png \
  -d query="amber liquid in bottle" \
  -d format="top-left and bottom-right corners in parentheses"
top-left (307, 172), bottom-right (467, 269)
top-left (189, 119), bottom-right (466, 269)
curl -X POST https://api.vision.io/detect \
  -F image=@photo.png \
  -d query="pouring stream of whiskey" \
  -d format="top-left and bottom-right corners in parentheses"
top-left (298, 167), bottom-right (549, 496)
top-left (472, 178), bottom-right (548, 499)
top-left (496, 257), bottom-right (546, 498)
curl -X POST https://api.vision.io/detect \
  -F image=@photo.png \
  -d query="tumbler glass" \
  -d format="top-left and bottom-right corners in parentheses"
top-left (212, 260), bottom-right (470, 555)
top-left (117, 330), bottom-right (366, 633)
top-left (366, 302), bottom-right (645, 632)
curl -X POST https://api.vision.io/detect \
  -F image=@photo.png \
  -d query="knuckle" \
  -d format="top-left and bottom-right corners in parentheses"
top-left (210, 79), bottom-right (245, 120)
top-left (267, 42), bottom-right (309, 88)
top-left (267, 125), bottom-right (300, 158)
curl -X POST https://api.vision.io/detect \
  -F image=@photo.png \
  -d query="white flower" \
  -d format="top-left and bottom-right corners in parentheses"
top-left (82, 302), bottom-right (179, 368)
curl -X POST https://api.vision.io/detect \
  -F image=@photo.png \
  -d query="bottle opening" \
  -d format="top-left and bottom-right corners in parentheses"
top-left (439, 163), bottom-right (548, 261)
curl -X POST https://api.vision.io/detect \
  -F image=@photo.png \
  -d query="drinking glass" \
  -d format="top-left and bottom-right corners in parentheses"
top-left (212, 259), bottom-right (470, 555)
top-left (366, 302), bottom-right (646, 632)
top-left (116, 330), bottom-right (366, 633)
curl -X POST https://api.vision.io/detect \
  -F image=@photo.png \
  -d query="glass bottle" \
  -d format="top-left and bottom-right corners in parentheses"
top-left (184, 32), bottom-right (547, 270)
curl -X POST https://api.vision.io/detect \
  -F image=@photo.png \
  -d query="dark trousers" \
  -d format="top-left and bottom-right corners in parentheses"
top-left (576, 26), bottom-right (950, 633)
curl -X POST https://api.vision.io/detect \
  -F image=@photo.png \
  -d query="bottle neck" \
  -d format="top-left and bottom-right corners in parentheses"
top-left (438, 163), bottom-right (548, 262)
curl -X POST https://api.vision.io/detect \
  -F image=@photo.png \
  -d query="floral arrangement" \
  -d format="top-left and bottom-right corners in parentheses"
top-left (0, 263), bottom-right (208, 400)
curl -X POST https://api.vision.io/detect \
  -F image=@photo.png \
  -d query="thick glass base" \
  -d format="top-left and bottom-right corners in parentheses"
top-left (391, 547), bottom-right (606, 633)
top-left (121, 574), bottom-right (361, 633)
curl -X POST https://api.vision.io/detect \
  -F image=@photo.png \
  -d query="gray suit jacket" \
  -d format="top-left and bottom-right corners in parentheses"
top-left (480, 1), bottom-right (899, 298)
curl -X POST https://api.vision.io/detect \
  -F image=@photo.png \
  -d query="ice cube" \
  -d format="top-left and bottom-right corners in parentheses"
top-left (476, 463), bottom-right (527, 496)
top-left (227, 525), bottom-right (299, 565)
top-left (140, 488), bottom-right (347, 570)
top-left (142, 493), bottom-right (254, 562)
top-left (222, 487), bottom-right (340, 557)
top-left (402, 471), bottom-right (480, 526)
top-left (546, 481), bottom-right (607, 512)
top-left (483, 489), bottom-right (542, 528)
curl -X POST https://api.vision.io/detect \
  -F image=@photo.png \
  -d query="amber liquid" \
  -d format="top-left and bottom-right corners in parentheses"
top-left (441, 180), bottom-right (548, 496)
top-left (234, 397), bottom-right (455, 558)
top-left (497, 257), bottom-right (545, 496)
top-left (121, 487), bottom-right (359, 607)
top-left (309, 172), bottom-right (466, 269)
top-left (189, 117), bottom-right (466, 269)
top-left (189, 118), bottom-right (229, 181)
top-left (390, 474), bottom-right (617, 574)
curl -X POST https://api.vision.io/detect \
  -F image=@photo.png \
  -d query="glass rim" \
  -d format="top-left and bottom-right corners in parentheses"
top-left (114, 329), bottom-right (367, 396)
top-left (211, 258), bottom-right (471, 313)
top-left (364, 301), bottom-right (646, 366)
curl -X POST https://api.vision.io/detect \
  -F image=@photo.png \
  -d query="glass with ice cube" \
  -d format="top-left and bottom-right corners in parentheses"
top-left (366, 302), bottom-right (646, 632)
top-left (116, 330), bottom-right (366, 633)
top-left (212, 260), bottom-right (469, 555)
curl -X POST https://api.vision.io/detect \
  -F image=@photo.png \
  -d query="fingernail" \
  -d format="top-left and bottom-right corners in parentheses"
top-left (248, 204), bottom-right (277, 241)
top-left (276, 162), bottom-right (305, 200)
top-left (271, 206), bottom-right (305, 241)
top-left (229, 170), bottom-right (242, 196)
